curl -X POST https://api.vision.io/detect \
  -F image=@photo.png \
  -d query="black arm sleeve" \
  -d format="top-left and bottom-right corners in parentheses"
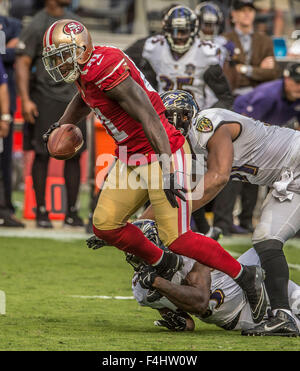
top-left (203, 64), bottom-right (234, 110)
top-left (125, 37), bottom-right (158, 90)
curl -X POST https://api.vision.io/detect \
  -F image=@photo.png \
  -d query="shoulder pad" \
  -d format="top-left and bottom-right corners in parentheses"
top-left (149, 34), bottom-right (165, 45)
top-left (199, 40), bottom-right (219, 56)
top-left (144, 35), bottom-right (165, 50)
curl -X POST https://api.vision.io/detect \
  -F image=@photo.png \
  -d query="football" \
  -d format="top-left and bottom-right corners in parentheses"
top-left (47, 124), bottom-right (84, 160)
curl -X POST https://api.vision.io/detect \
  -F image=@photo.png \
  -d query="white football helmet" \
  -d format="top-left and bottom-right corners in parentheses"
top-left (42, 19), bottom-right (93, 83)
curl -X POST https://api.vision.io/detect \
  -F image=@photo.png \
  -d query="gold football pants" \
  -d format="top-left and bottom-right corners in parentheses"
top-left (93, 140), bottom-right (192, 247)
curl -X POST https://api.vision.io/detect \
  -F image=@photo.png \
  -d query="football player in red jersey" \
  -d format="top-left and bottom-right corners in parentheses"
top-left (42, 19), bottom-right (267, 320)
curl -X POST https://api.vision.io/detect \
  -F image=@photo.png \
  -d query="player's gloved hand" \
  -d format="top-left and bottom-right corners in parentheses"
top-left (163, 171), bottom-right (187, 208)
top-left (42, 122), bottom-right (60, 143)
top-left (154, 311), bottom-right (187, 331)
top-left (137, 264), bottom-right (158, 289)
top-left (86, 235), bottom-right (107, 250)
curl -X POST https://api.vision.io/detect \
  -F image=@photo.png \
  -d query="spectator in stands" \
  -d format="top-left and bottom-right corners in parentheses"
top-left (212, 0), bottom-right (281, 235)
top-left (9, 0), bottom-right (44, 20)
top-left (15, 0), bottom-right (86, 228)
top-left (224, 0), bottom-right (280, 95)
top-left (0, 14), bottom-right (24, 227)
top-left (0, 55), bottom-right (19, 227)
top-left (234, 62), bottom-right (300, 128)
top-left (254, 0), bottom-right (292, 37)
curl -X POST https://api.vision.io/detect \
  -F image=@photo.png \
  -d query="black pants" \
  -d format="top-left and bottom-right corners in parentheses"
top-left (31, 153), bottom-right (81, 212)
top-left (213, 180), bottom-right (258, 233)
top-left (23, 93), bottom-right (86, 214)
top-left (1, 123), bottom-right (14, 212)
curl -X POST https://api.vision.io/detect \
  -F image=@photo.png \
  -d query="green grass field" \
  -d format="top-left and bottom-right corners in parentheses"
top-left (0, 235), bottom-right (300, 351)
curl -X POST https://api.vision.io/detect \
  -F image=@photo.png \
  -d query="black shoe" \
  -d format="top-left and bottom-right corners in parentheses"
top-left (235, 265), bottom-right (267, 324)
top-left (36, 207), bottom-right (53, 229)
top-left (64, 209), bottom-right (84, 227)
top-left (146, 251), bottom-right (183, 303)
top-left (205, 226), bottom-right (223, 241)
top-left (242, 309), bottom-right (300, 337)
top-left (0, 214), bottom-right (25, 228)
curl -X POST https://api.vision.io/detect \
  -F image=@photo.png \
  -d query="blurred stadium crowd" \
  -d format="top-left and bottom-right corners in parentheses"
top-left (0, 0), bottom-right (300, 237)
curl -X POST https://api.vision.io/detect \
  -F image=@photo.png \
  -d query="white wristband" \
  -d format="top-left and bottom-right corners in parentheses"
top-left (1, 114), bottom-right (12, 122)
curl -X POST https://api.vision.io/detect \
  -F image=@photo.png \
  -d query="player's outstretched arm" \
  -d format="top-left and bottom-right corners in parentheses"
top-left (59, 92), bottom-right (91, 126)
top-left (192, 125), bottom-right (234, 211)
top-left (148, 262), bottom-right (211, 316)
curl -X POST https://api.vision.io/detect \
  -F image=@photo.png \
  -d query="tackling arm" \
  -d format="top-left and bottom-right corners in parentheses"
top-left (152, 262), bottom-right (211, 316)
top-left (156, 308), bottom-right (195, 331)
top-left (192, 124), bottom-right (234, 211)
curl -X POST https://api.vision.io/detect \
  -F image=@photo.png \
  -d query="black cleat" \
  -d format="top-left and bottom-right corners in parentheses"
top-left (36, 207), bottom-right (53, 229)
top-left (242, 310), bottom-right (300, 337)
top-left (146, 251), bottom-right (183, 303)
top-left (235, 265), bottom-right (267, 324)
top-left (64, 209), bottom-right (84, 227)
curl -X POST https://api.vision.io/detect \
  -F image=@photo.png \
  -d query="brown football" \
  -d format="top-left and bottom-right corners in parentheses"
top-left (47, 124), bottom-right (84, 160)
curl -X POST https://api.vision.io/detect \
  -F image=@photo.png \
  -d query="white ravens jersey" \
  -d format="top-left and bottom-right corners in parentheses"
top-left (188, 108), bottom-right (300, 190)
top-left (132, 254), bottom-right (246, 328)
top-left (131, 249), bottom-right (300, 331)
top-left (142, 35), bottom-right (221, 109)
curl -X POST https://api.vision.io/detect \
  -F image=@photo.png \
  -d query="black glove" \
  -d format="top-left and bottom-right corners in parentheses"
top-left (163, 171), bottom-right (187, 208)
top-left (154, 311), bottom-right (187, 331)
top-left (138, 264), bottom-right (158, 289)
top-left (42, 122), bottom-right (60, 144)
top-left (86, 235), bottom-right (107, 250)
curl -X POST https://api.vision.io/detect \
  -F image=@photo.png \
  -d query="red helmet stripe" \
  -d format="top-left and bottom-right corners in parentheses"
top-left (44, 21), bottom-right (58, 48)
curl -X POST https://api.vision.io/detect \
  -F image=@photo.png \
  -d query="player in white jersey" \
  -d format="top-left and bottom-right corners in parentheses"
top-left (194, 1), bottom-right (233, 67)
top-left (141, 5), bottom-right (233, 110)
top-left (150, 90), bottom-right (300, 336)
top-left (129, 220), bottom-right (300, 334)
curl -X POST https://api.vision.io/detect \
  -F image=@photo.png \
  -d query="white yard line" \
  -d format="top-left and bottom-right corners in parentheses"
top-left (70, 295), bottom-right (134, 300)
top-left (0, 228), bottom-right (89, 240)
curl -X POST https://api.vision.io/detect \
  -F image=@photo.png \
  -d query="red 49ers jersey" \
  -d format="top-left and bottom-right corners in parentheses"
top-left (77, 46), bottom-right (184, 164)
